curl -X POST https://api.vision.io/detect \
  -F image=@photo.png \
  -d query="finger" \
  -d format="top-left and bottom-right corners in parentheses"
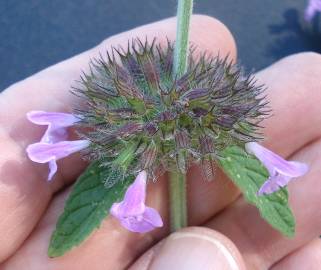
top-left (256, 52), bottom-right (321, 157)
top-left (130, 227), bottom-right (246, 270)
top-left (0, 15), bottom-right (237, 263)
top-left (271, 238), bottom-right (321, 270)
top-left (187, 163), bottom-right (240, 225)
top-left (205, 52), bottom-right (321, 269)
top-left (207, 136), bottom-right (321, 269)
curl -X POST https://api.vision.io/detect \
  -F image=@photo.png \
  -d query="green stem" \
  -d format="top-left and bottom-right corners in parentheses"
top-left (169, 170), bottom-right (187, 231)
top-left (169, 0), bottom-right (193, 231)
top-left (173, 0), bottom-right (194, 77)
top-left (169, 0), bottom-right (193, 232)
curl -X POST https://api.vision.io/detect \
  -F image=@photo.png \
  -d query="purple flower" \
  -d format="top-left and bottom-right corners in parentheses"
top-left (245, 142), bottom-right (309, 195)
top-left (26, 111), bottom-right (89, 180)
top-left (27, 111), bottom-right (79, 143)
top-left (110, 171), bottom-right (163, 233)
top-left (305, 0), bottom-right (321, 21)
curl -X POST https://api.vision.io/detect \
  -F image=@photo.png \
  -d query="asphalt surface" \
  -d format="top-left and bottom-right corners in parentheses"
top-left (1, 0), bottom-right (320, 91)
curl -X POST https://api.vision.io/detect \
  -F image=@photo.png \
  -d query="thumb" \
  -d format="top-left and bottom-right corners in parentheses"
top-left (130, 227), bottom-right (246, 270)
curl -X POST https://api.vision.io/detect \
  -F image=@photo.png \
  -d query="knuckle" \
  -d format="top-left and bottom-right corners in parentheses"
top-left (284, 52), bottom-right (321, 73)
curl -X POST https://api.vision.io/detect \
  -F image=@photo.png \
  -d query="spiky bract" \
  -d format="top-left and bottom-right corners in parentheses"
top-left (74, 39), bottom-right (268, 182)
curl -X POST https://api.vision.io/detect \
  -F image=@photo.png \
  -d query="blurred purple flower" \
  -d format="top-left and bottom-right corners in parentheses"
top-left (245, 142), bottom-right (309, 195)
top-left (110, 171), bottom-right (163, 233)
top-left (305, 0), bottom-right (321, 21)
top-left (26, 111), bottom-right (89, 180)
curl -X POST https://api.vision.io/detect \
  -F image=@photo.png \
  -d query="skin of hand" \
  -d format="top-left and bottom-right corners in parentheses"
top-left (0, 15), bottom-right (321, 270)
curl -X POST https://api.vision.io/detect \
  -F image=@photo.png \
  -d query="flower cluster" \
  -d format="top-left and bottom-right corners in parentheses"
top-left (26, 40), bottom-right (308, 233)
top-left (74, 40), bottom-right (268, 182)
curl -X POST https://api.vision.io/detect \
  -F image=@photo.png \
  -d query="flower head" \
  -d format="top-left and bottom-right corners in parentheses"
top-left (110, 171), bottom-right (163, 233)
top-left (75, 40), bottom-right (268, 181)
top-left (305, 0), bottom-right (321, 21)
top-left (245, 142), bottom-right (309, 195)
top-left (26, 111), bottom-right (89, 180)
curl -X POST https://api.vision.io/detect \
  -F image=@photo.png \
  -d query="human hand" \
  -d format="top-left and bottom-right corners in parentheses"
top-left (0, 15), bottom-right (320, 270)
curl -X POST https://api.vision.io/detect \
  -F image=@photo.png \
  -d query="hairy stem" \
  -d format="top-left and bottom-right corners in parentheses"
top-left (169, 170), bottom-right (187, 231)
top-left (169, 0), bottom-right (193, 232)
top-left (173, 0), bottom-right (194, 77)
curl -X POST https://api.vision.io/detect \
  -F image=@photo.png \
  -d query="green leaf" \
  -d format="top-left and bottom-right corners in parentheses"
top-left (218, 146), bottom-right (295, 237)
top-left (48, 161), bottom-right (134, 257)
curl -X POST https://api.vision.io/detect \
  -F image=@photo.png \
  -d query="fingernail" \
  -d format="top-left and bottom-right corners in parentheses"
top-left (149, 228), bottom-right (242, 270)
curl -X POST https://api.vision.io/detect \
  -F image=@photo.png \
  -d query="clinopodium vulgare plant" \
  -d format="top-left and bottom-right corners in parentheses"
top-left (25, 0), bottom-right (308, 257)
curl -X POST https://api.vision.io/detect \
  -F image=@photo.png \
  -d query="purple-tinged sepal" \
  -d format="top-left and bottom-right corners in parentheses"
top-left (110, 171), bottom-right (163, 233)
top-left (245, 142), bottom-right (309, 195)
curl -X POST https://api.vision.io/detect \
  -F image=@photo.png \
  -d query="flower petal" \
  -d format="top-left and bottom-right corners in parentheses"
top-left (279, 161), bottom-right (309, 177)
top-left (245, 142), bottom-right (309, 177)
top-left (27, 111), bottom-right (79, 143)
top-left (27, 111), bottom-right (79, 127)
top-left (26, 140), bottom-right (90, 163)
top-left (119, 217), bottom-right (155, 233)
top-left (258, 175), bottom-right (291, 195)
top-left (110, 171), bottom-right (163, 233)
top-left (116, 207), bottom-right (163, 233)
top-left (112, 171), bottom-right (147, 217)
top-left (143, 207), bottom-right (163, 228)
top-left (110, 202), bottom-right (123, 219)
top-left (48, 159), bottom-right (58, 181)
top-left (245, 142), bottom-right (275, 174)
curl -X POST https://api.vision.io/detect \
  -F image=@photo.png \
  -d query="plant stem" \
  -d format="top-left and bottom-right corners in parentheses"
top-left (173, 0), bottom-right (194, 77)
top-left (169, 0), bottom-right (193, 232)
top-left (169, 170), bottom-right (187, 231)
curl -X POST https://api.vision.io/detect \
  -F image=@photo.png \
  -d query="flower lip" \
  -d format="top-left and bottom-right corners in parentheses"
top-left (110, 170), bottom-right (163, 233)
top-left (27, 111), bottom-right (79, 144)
top-left (245, 142), bottom-right (308, 177)
top-left (26, 140), bottom-right (90, 163)
top-left (257, 174), bottom-right (291, 196)
top-left (27, 111), bottom-right (79, 127)
top-left (26, 140), bottom-right (90, 181)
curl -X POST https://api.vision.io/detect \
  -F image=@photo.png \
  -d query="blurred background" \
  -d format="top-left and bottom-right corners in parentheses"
top-left (1, 0), bottom-right (320, 91)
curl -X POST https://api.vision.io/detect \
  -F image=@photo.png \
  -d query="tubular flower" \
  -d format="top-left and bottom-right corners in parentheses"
top-left (26, 111), bottom-right (90, 180)
top-left (245, 142), bottom-right (309, 195)
top-left (305, 0), bottom-right (321, 21)
top-left (110, 170), bottom-right (163, 233)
